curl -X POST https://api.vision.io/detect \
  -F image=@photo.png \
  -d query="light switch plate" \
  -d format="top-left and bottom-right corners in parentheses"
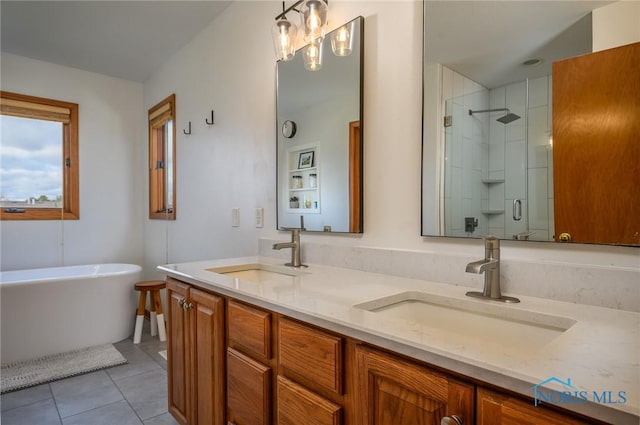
top-left (232, 208), bottom-right (240, 227)
top-left (256, 208), bottom-right (264, 228)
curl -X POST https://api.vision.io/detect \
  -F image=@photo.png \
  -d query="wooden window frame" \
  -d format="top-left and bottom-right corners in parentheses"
top-left (0, 91), bottom-right (79, 221)
top-left (148, 94), bottom-right (176, 220)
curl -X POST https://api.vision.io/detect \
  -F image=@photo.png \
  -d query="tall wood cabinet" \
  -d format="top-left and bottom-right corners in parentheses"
top-left (166, 278), bottom-right (225, 425)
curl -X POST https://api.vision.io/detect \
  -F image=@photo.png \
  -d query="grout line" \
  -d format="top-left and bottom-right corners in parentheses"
top-left (58, 399), bottom-right (127, 422)
top-left (105, 366), bottom-right (145, 424)
top-left (48, 383), bottom-right (64, 424)
top-left (0, 385), bottom-right (55, 414)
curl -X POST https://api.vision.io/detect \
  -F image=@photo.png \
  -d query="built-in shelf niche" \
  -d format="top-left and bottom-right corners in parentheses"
top-left (287, 147), bottom-right (319, 213)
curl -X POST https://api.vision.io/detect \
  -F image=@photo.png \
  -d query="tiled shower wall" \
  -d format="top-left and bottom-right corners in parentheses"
top-left (487, 81), bottom-right (528, 239)
top-left (526, 76), bottom-right (554, 241)
top-left (441, 67), bottom-right (553, 240)
top-left (486, 77), bottom-right (554, 241)
top-left (441, 66), bottom-right (489, 237)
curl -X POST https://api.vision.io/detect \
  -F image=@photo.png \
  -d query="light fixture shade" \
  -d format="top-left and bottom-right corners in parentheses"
top-left (331, 22), bottom-right (354, 57)
top-left (301, 0), bottom-right (328, 43)
top-left (303, 39), bottom-right (324, 71)
top-left (272, 17), bottom-right (298, 61)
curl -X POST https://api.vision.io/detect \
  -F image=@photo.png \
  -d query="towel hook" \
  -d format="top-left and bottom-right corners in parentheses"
top-left (205, 110), bottom-right (214, 125)
top-left (183, 121), bottom-right (192, 135)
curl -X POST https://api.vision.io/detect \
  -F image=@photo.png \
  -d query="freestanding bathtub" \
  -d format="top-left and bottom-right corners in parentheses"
top-left (0, 263), bottom-right (141, 364)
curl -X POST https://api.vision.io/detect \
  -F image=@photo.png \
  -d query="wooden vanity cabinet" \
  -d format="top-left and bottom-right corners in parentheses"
top-left (355, 345), bottom-right (474, 425)
top-left (166, 278), bottom-right (225, 425)
top-left (476, 387), bottom-right (588, 425)
top-left (226, 300), bottom-right (274, 425)
top-left (166, 278), bottom-right (605, 425)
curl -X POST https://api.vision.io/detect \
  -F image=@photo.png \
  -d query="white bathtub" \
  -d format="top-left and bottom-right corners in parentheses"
top-left (0, 263), bottom-right (141, 364)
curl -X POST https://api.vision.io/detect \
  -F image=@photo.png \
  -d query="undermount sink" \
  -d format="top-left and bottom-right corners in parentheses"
top-left (354, 291), bottom-right (576, 350)
top-left (207, 263), bottom-right (306, 284)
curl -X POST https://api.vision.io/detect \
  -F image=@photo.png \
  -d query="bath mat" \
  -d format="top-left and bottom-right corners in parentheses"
top-left (1, 343), bottom-right (127, 394)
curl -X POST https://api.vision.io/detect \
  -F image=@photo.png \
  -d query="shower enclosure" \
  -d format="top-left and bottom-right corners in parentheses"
top-left (441, 76), bottom-right (554, 241)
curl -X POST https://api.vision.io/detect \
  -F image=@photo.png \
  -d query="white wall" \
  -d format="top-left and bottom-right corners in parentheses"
top-left (0, 53), bottom-right (144, 270)
top-left (593, 1), bottom-right (640, 52)
top-left (142, 0), bottom-right (638, 277)
top-left (142, 2), bottom-right (277, 278)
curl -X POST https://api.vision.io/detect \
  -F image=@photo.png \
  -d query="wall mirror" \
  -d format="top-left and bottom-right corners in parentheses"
top-left (277, 16), bottom-right (363, 233)
top-left (421, 1), bottom-right (639, 246)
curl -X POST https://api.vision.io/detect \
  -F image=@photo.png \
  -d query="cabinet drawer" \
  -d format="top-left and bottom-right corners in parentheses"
top-left (228, 300), bottom-right (271, 359)
top-left (227, 348), bottom-right (271, 425)
top-left (279, 318), bottom-right (343, 394)
top-left (277, 376), bottom-right (341, 425)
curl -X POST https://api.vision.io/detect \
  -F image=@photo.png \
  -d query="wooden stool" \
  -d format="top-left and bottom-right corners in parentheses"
top-left (133, 280), bottom-right (166, 344)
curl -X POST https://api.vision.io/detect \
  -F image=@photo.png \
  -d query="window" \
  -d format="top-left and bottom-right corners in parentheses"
top-left (0, 91), bottom-right (79, 220)
top-left (148, 94), bottom-right (176, 219)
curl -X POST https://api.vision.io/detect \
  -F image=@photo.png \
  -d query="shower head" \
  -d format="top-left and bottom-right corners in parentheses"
top-left (496, 112), bottom-right (521, 124)
top-left (468, 108), bottom-right (521, 124)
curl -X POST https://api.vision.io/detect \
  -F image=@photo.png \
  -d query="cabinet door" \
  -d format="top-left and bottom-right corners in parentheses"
top-left (477, 387), bottom-right (586, 425)
top-left (227, 348), bottom-right (271, 425)
top-left (167, 279), bottom-right (191, 425)
top-left (277, 376), bottom-right (341, 425)
top-left (190, 288), bottom-right (225, 425)
top-left (355, 345), bottom-right (473, 425)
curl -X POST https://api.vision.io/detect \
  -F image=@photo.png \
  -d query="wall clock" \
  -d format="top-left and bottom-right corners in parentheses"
top-left (282, 120), bottom-right (297, 138)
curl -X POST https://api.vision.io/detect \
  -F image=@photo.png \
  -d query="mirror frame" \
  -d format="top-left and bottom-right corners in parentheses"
top-left (420, 1), bottom-right (639, 246)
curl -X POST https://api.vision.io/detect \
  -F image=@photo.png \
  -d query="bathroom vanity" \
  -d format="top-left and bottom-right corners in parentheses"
top-left (159, 257), bottom-right (639, 425)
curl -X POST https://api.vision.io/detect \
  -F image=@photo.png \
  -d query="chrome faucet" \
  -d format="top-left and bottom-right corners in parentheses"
top-left (273, 216), bottom-right (307, 267)
top-left (465, 236), bottom-right (519, 303)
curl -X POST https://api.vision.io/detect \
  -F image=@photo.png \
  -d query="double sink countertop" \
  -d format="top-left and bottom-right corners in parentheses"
top-left (158, 256), bottom-right (639, 424)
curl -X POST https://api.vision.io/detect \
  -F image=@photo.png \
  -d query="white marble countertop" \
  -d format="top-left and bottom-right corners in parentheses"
top-left (158, 256), bottom-right (639, 424)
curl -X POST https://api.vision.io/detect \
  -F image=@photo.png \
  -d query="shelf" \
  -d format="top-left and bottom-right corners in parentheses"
top-left (289, 167), bottom-right (317, 173)
top-left (481, 178), bottom-right (505, 184)
top-left (288, 208), bottom-right (320, 214)
top-left (289, 188), bottom-right (318, 192)
top-left (481, 209), bottom-right (504, 215)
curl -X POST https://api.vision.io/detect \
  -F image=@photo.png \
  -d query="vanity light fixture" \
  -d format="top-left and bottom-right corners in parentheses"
top-left (303, 38), bottom-right (324, 71)
top-left (271, 0), bottom-right (330, 67)
top-left (272, 3), bottom-right (298, 61)
top-left (300, 0), bottom-right (328, 43)
top-left (330, 21), bottom-right (354, 56)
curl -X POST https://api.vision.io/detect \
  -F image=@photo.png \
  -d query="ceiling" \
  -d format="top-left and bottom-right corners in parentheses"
top-left (1, 1), bottom-right (231, 82)
top-left (424, 1), bottom-right (614, 88)
top-left (1, 1), bottom-right (616, 87)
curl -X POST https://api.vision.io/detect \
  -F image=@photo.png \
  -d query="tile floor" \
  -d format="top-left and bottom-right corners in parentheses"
top-left (1, 326), bottom-right (178, 425)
